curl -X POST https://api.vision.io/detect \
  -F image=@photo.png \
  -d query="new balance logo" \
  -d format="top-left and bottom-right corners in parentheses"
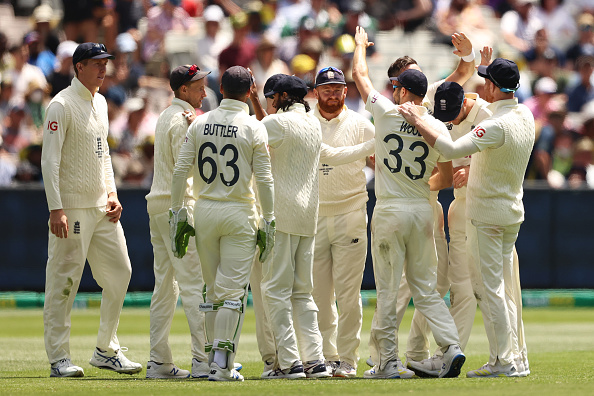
top-left (74, 221), bottom-right (81, 234)
top-left (351, 238), bottom-right (359, 244)
top-left (210, 369), bottom-right (217, 375)
top-left (170, 368), bottom-right (179, 375)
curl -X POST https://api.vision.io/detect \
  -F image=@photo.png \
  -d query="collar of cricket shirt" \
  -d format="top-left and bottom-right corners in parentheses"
top-left (172, 97), bottom-right (195, 115)
top-left (71, 77), bottom-right (95, 102)
top-left (219, 98), bottom-right (249, 114)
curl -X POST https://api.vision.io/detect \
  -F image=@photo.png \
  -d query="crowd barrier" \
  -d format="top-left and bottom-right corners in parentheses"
top-left (1, 185), bottom-right (593, 291)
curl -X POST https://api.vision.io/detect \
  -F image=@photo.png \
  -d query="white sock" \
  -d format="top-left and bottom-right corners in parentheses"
top-left (214, 350), bottom-right (227, 369)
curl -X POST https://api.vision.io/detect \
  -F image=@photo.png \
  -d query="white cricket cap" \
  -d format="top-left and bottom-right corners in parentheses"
top-left (534, 77), bottom-right (557, 95)
top-left (203, 5), bottom-right (225, 23)
top-left (56, 40), bottom-right (78, 60)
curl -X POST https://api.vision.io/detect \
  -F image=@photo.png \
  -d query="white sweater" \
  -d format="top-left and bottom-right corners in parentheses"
top-left (41, 77), bottom-right (116, 210)
top-left (314, 105), bottom-right (374, 217)
top-left (146, 98), bottom-right (195, 215)
top-left (264, 103), bottom-right (322, 236)
top-left (467, 99), bottom-right (535, 226)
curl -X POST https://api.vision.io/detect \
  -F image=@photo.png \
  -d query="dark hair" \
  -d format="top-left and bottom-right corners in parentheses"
top-left (388, 56), bottom-right (418, 78)
top-left (277, 94), bottom-right (311, 113)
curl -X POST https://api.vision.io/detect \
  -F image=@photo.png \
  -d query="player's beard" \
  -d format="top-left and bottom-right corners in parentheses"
top-left (318, 97), bottom-right (345, 114)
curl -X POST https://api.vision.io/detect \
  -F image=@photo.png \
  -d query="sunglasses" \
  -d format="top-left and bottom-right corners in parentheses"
top-left (392, 84), bottom-right (402, 91)
top-left (318, 66), bottom-right (344, 75)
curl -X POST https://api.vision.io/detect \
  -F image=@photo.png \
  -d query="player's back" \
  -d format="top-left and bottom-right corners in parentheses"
top-left (189, 100), bottom-right (267, 205)
top-left (374, 104), bottom-right (446, 202)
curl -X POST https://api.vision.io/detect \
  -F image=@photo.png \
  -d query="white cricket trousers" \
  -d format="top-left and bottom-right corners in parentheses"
top-left (311, 207), bottom-right (367, 367)
top-left (148, 210), bottom-right (207, 364)
top-left (250, 255), bottom-right (276, 364)
top-left (44, 207), bottom-right (131, 364)
top-left (369, 201), bottom-right (459, 370)
top-left (396, 197), bottom-right (451, 361)
top-left (467, 218), bottom-right (521, 366)
top-left (262, 231), bottom-right (325, 370)
top-left (445, 192), bottom-right (477, 351)
top-left (194, 199), bottom-right (257, 364)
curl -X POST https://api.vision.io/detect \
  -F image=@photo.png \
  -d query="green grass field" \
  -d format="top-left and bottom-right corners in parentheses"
top-left (1, 306), bottom-right (593, 395)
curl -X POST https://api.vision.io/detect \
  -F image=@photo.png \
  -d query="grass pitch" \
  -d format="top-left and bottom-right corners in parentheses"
top-left (1, 305), bottom-right (593, 395)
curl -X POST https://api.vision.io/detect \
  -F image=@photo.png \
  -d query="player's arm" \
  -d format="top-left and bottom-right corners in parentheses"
top-left (444, 32), bottom-right (475, 86)
top-left (252, 124), bottom-right (274, 220)
top-left (429, 161), bottom-right (453, 191)
top-left (320, 139), bottom-right (375, 165)
top-left (103, 124), bottom-right (121, 223)
top-left (247, 68), bottom-right (268, 121)
top-left (171, 125), bottom-right (198, 211)
top-left (41, 102), bottom-right (68, 238)
top-left (352, 26), bottom-right (375, 104)
top-left (399, 102), bottom-right (480, 160)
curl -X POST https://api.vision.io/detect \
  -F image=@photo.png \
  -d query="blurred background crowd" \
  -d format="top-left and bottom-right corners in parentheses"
top-left (0, 0), bottom-right (593, 189)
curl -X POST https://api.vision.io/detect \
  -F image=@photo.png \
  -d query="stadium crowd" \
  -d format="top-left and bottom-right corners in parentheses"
top-left (1, 0), bottom-right (594, 189)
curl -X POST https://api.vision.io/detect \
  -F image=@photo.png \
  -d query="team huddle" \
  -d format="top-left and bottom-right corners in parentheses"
top-left (40, 27), bottom-right (535, 381)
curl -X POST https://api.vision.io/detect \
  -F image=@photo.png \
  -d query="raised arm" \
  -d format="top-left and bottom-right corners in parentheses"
top-left (352, 26), bottom-right (375, 104)
top-left (444, 32), bottom-right (476, 86)
top-left (429, 161), bottom-right (453, 191)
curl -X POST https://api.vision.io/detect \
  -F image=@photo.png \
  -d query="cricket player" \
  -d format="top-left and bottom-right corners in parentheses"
top-left (171, 66), bottom-right (275, 382)
top-left (311, 66), bottom-right (375, 378)
top-left (353, 26), bottom-right (465, 379)
top-left (145, 64), bottom-right (210, 379)
top-left (41, 42), bottom-right (142, 377)
top-left (259, 75), bottom-right (375, 379)
top-left (399, 58), bottom-right (535, 378)
top-left (365, 32), bottom-right (476, 369)
top-left (248, 73), bottom-right (286, 377)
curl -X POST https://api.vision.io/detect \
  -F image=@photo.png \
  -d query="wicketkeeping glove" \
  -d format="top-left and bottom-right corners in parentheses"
top-left (256, 216), bottom-right (276, 263)
top-left (169, 207), bottom-right (195, 258)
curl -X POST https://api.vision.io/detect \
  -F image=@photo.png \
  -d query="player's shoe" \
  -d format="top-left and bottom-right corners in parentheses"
top-left (466, 362), bottom-right (520, 378)
top-left (363, 359), bottom-right (415, 379)
top-left (145, 361), bottom-right (190, 379)
top-left (406, 355), bottom-right (440, 378)
top-left (208, 362), bottom-right (243, 382)
top-left (515, 358), bottom-right (530, 377)
top-left (304, 359), bottom-right (332, 378)
top-left (191, 358), bottom-right (241, 378)
top-left (191, 359), bottom-right (209, 378)
top-left (50, 358), bottom-right (84, 378)
top-left (326, 360), bottom-right (340, 376)
top-left (262, 360), bottom-right (306, 379)
top-left (438, 344), bottom-right (465, 378)
top-left (366, 356), bottom-right (374, 367)
top-left (89, 347), bottom-right (142, 374)
top-left (262, 360), bottom-right (275, 377)
top-left (334, 361), bottom-right (357, 378)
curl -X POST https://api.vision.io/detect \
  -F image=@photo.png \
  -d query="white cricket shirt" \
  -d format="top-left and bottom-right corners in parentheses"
top-left (171, 99), bottom-right (274, 220)
top-left (366, 90), bottom-right (449, 202)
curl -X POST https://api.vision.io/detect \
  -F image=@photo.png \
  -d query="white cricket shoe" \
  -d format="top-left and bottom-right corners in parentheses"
top-left (191, 358), bottom-right (242, 378)
top-left (438, 344), bottom-right (465, 378)
top-left (304, 359), bottom-right (332, 378)
top-left (466, 362), bottom-right (520, 378)
top-left (366, 356), bottom-right (374, 367)
top-left (191, 358), bottom-right (210, 378)
top-left (262, 360), bottom-right (306, 379)
top-left (334, 361), bottom-right (357, 378)
top-left (146, 361), bottom-right (190, 379)
top-left (89, 347), bottom-right (142, 374)
top-left (406, 355), bottom-right (440, 378)
top-left (326, 360), bottom-right (340, 376)
top-left (515, 358), bottom-right (530, 377)
top-left (50, 358), bottom-right (84, 378)
top-left (364, 360), bottom-right (415, 379)
top-left (262, 360), bottom-right (275, 377)
top-left (208, 362), bottom-right (243, 382)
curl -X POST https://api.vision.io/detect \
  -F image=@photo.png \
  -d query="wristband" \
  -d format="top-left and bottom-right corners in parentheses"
top-left (461, 49), bottom-right (475, 63)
